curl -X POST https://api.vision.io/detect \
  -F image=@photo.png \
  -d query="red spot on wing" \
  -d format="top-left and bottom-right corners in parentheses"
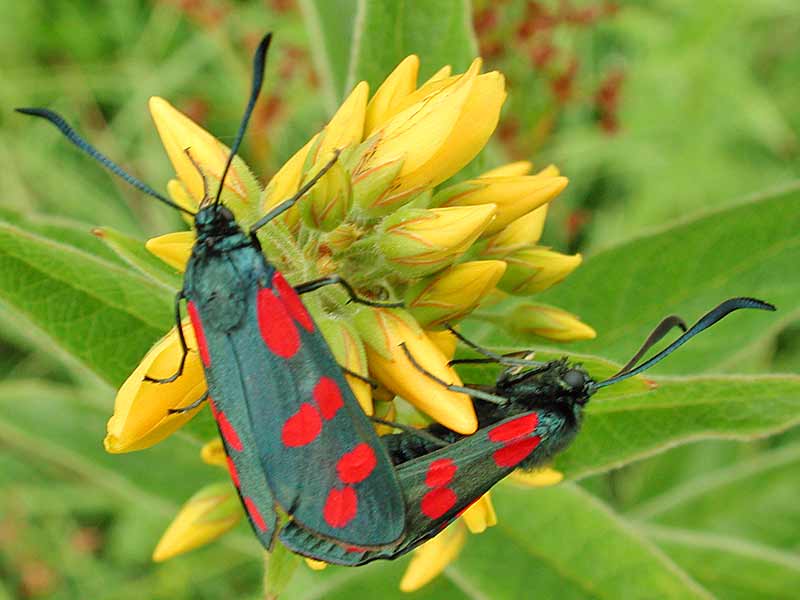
top-left (186, 301), bottom-right (211, 367)
top-left (323, 486), bottom-right (358, 528)
top-left (488, 413), bottom-right (539, 443)
top-left (244, 496), bottom-right (269, 532)
top-left (313, 377), bottom-right (344, 421)
top-left (272, 272), bottom-right (314, 332)
top-left (337, 443), bottom-right (377, 484)
top-left (257, 288), bottom-right (300, 358)
top-left (215, 409), bottom-right (243, 452)
top-left (208, 397), bottom-right (218, 417)
top-left (226, 456), bottom-right (240, 488)
top-left (345, 545), bottom-right (368, 553)
top-left (281, 403), bottom-right (322, 447)
top-left (492, 436), bottom-right (542, 468)
top-left (420, 487), bottom-right (458, 519)
top-left (425, 458), bottom-right (458, 488)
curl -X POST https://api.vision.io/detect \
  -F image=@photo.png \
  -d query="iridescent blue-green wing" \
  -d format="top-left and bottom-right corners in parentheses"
top-left (185, 300), bottom-right (279, 549)
top-left (236, 272), bottom-right (405, 549)
top-left (280, 410), bottom-right (560, 564)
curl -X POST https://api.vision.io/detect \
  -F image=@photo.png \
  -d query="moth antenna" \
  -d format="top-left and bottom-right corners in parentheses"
top-left (610, 315), bottom-right (687, 378)
top-left (183, 147), bottom-right (211, 206)
top-left (214, 33), bottom-right (272, 206)
top-left (594, 297), bottom-right (775, 389)
top-left (14, 107), bottom-right (195, 216)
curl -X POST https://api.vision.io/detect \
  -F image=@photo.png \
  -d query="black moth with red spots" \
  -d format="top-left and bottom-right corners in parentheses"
top-left (280, 297), bottom-right (775, 565)
top-left (17, 33), bottom-right (407, 552)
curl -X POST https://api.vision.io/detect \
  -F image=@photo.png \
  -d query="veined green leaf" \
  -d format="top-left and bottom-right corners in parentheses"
top-left (0, 219), bottom-right (173, 385)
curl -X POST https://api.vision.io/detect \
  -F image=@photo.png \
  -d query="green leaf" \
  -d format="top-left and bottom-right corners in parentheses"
top-left (557, 374), bottom-right (800, 479)
top-left (300, 0), bottom-right (478, 108)
top-left (0, 219), bottom-right (173, 385)
top-left (630, 443), bottom-right (800, 552)
top-left (93, 226), bottom-right (183, 291)
top-left (511, 184), bottom-right (800, 374)
top-left (447, 484), bottom-right (710, 599)
top-left (646, 526), bottom-right (800, 600)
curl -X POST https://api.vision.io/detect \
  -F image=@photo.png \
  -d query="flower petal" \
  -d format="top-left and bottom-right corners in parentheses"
top-left (365, 55), bottom-right (419, 135)
top-left (104, 319), bottom-right (206, 453)
top-left (460, 493), bottom-right (497, 533)
top-left (145, 231), bottom-right (195, 272)
top-left (399, 525), bottom-right (466, 592)
top-left (152, 482), bottom-right (241, 562)
top-left (358, 309), bottom-right (477, 434)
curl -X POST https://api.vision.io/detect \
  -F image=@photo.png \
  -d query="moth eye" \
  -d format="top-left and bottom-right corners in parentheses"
top-left (563, 369), bottom-right (586, 390)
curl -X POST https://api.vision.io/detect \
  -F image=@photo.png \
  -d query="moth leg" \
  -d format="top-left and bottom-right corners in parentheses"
top-left (369, 416), bottom-right (448, 448)
top-left (168, 391), bottom-right (209, 414)
top-left (250, 152), bottom-right (340, 232)
top-left (294, 275), bottom-right (403, 308)
top-left (445, 323), bottom-right (542, 368)
top-left (144, 290), bottom-right (189, 384)
top-left (340, 366), bottom-right (379, 389)
top-left (399, 343), bottom-right (508, 406)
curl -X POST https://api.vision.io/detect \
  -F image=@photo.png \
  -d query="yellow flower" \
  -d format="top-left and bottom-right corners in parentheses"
top-left (406, 260), bottom-right (507, 327)
top-left (483, 204), bottom-right (549, 257)
top-left (498, 247), bottom-right (582, 295)
top-left (149, 97), bottom-right (259, 216)
top-left (355, 308), bottom-right (477, 434)
top-left (355, 59), bottom-right (506, 211)
top-left (400, 525), bottom-right (466, 592)
top-left (379, 204), bottom-right (497, 277)
top-left (152, 482), bottom-right (242, 562)
top-left (365, 55), bottom-right (420, 135)
top-left (200, 438), bottom-right (227, 467)
top-left (460, 493), bottom-right (497, 533)
top-left (434, 172), bottom-right (567, 236)
top-left (510, 467), bottom-right (565, 487)
top-left (145, 231), bottom-right (194, 271)
top-left (507, 303), bottom-right (596, 342)
top-left (104, 320), bottom-right (205, 453)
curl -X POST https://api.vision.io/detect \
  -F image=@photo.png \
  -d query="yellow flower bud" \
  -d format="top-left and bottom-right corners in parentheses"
top-left (167, 179), bottom-right (197, 224)
top-left (507, 303), bottom-right (596, 342)
top-left (434, 174), bottom-right (567, 235)
top-left (148, 97), bottom-right (258, 212)
top-left (317, 319), bottom-right (372, 415)
top-left (425, 329), bottom-right (458, 361)
top-left (200, 438), bottom-right (227, 467)
top-left (355, 308), bottom-right (477, 434)
top-left (104, 320), bottom-right (206, 453)
top-left (260, 134), bottom-right (319, 230)
top-left (406, 260), bottom-right (506, 327)
top-left (152, 482), bottom-right (242, 562)
top-left (536, 164), bottom-right (560, 177)
top-left (483, 204), bottom-right (549, 257)
top-left (400, 525), bottom-right (466, 592)
top-left (299, 156), bottom-right (352, 232)
top-left (422, 65), bottom-right (453, 86)
top-left (379, 204), bottom-right (496, 277)
top-left (305, 558), bottom-right (327, 571)
top-left (460, 493), bottom-right (497, 534)
top-left (509, 467), bottom-right (565, 488)
top-left (350, 152), bottom-right (405, 215)
top-left (479, 160), bottom-right (533, 178)
top-left (145, 231), bottom-right (194, 272)
top-left (498, 247), bottom-right (582, 295)
top-left (360, 59), bottom-right (506, 206)
top-left (317, 82), bottom-right (368, 158)
top-left (365, 55), bottom-right (419, 135)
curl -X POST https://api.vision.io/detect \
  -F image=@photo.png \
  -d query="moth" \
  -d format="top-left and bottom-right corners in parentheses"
top-left (17, 33), bottom-right (407, 551)
top-left (279, 297), bottom-right (775, 564)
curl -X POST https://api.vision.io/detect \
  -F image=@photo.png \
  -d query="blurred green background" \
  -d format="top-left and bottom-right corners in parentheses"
top-left (1, 1), bottom-right (798, 598)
